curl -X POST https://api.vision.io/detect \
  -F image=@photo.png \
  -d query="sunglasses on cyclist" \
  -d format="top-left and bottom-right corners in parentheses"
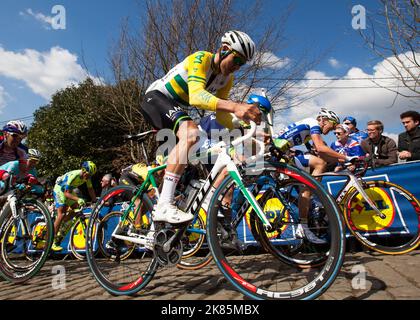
top-left (334, 132), bottom-right (343, 136)
top-left (343, 122), bottom-right (352, 125)
top-left (231, 51), bottom-right (247, 66)
top-left (9, 132), bottom-right (24, 139)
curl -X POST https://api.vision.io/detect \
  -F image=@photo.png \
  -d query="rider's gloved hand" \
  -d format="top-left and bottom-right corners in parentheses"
top-left (273, 138), bottom-right (290, 152)
top-left (345, 156), bottom-right (360, 164)
top-left (77, 198), bottom-right (86, 207)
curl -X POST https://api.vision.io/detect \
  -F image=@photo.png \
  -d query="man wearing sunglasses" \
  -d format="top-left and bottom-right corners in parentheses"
top-left (0, 120), bottom-right (28, 167)
top-left (0, 120), bottom-right (29, 207)
top-left (330, 124), bottom-right (365, 172)
top-left (139, 30), bottom-right (261, 224)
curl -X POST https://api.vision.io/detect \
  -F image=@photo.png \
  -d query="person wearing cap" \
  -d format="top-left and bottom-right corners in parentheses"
top-left (330, 124), bottom-right (365, 172)
top-left (342, 116), bottom-right (368, 144)
top-left (139, 30), bottom-right (261, 225)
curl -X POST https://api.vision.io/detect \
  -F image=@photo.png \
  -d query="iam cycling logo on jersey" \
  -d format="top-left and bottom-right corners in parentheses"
top-left (245, 192), bottom-right (290, 239)
top-left (348, 187), bottom-right (395, 232)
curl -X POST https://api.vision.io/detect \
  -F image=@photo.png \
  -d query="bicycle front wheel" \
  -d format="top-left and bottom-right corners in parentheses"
top-left (206, 162), bottom-right (346, 300)
top-left (344, 180), bottom-right (420, 254)
top-left (86, 185), bottom-right (158, 296)
top-left (0, 198), bottom-right (53, 283)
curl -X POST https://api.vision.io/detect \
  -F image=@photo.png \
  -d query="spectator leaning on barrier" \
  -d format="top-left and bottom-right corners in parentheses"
top-left (361, 120), bottom-right (398, 167)
top-left (342, 116), bottom-right (368, 144)
top-left (398, 110), bottom-right (420, 162)
top-left (100, 173), bottom-right (116, 197)
top-left (330, 124), bottom-right (365, 172)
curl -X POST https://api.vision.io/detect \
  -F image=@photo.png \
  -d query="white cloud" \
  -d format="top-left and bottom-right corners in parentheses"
top-left (273, 52), bottom-right (420, 136)
top-left (0, 46), bottom-right (102, 100)
top-left (20, 8), bottom-right (52, 29)
top-left (258, 51), bottom-right (290, 69)
top-left (328, 58), bottom-right (341, 68)
top-left (0, 86), bottom-right (7, 113)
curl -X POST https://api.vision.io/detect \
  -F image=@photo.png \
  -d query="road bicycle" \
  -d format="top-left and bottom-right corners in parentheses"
top-left (86, 130), bottom-right (212, 272)
top-left (86, 98), bottom-right (346, 300)
top-left (261, 160), bottom-right (420, 269)
top-left (0, 173), bottom-right (54, 283)
top-left (318, 161), bottom-right (420, 255)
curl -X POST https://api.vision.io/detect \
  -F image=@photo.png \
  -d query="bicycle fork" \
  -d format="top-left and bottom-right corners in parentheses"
top-left (349, 175), bottom-right (386, 219)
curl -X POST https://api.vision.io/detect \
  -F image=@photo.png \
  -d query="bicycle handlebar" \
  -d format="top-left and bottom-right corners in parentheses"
top-left (231, 121), bottom-right (257, 147)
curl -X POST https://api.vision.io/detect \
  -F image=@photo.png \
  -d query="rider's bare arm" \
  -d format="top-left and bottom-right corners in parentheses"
top-left (311, 134), bottom-right (347, 162)
top-left (64, 190), bottom-right (80, 202)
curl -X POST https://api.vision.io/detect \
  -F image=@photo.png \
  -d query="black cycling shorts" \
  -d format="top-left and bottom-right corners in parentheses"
top-left (139, 90), bottom-right (193, 134)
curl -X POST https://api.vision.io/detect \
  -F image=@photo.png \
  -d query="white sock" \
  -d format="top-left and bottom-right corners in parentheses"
top-left (158, 172), bottom-right (181, 206)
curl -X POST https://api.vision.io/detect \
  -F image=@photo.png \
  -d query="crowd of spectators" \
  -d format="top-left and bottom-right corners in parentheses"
top-left (328, 110), bottom-right (419, 169)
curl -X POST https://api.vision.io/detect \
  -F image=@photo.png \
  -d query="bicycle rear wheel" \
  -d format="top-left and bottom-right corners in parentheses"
top-left (206, 162), bottom-right (345, 300)
top-left (177, 208), bottom-right (212, 270)
top-left (0, 199), bottom-right (53, 283)
top-left (86, 185), bottom-right (158, 296)
top-left (344, 180), bottom-right (420, 254)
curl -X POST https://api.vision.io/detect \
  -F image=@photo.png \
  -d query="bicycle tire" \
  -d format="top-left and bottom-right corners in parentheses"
top-left (206, 161), bottom-right (346, 300)
top-left (0, 198), bottom-right (54, 283)
top-left (86, 185), bottom-right (158, 296)
top-left (344, 180), bottom-right (420, 254)
top-left (177, 209), bottom-right (213, 270)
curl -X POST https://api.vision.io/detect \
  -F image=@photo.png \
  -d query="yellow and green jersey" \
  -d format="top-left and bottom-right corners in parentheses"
top-left (146, 51), bottom-right (235, 129)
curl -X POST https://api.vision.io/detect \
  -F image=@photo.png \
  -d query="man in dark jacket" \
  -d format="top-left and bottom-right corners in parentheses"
top-left (398, 111), bottom-right (420, 162)
top-left (361, 120), bottom-right (398, 167)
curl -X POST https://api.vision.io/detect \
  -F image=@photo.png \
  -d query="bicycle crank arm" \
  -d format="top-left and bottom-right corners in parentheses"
top-left (163, 228), bottom-right (185, 253)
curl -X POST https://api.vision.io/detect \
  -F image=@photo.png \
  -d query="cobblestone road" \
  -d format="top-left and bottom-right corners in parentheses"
top-left (0, 250), bottom-right (419, 300)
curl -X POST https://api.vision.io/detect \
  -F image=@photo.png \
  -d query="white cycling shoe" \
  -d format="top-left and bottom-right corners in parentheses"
top-left (295, 223), bottom-right (327, 244)
top-left (152, 202), bottom-right (194, 224)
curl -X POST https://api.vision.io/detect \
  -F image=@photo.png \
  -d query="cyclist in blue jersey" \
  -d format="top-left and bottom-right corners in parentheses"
top-left (274, 108), bottom-right (358, 175)
top-left (274, 108), bottom-right (359, 243)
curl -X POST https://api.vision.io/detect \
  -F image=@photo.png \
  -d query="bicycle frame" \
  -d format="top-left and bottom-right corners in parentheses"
top-left (111, 121), bottom-right (272, 248)
top-left (316, 170), bottom-right (386, 219)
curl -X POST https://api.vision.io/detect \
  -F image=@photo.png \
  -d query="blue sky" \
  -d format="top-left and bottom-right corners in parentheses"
top-left (0, 0), bottom-right (418, 146)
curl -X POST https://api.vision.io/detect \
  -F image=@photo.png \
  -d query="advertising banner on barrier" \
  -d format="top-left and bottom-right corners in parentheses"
top-left (56, 161), bottom-right (420, 255)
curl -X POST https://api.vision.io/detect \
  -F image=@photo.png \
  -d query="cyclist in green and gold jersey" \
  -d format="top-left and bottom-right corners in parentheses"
top-left (140, 30), bottom-right (261, 224)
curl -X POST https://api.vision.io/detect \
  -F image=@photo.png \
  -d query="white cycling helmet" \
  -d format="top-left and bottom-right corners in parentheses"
top-left (317, 108), bottom-right (340, 124)
top-left (221, 30), bottom-right (256, 61)
top-left (3, 120), bottom-right (28, 135)
top-left (28, 148), bottom-right (41, 161)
